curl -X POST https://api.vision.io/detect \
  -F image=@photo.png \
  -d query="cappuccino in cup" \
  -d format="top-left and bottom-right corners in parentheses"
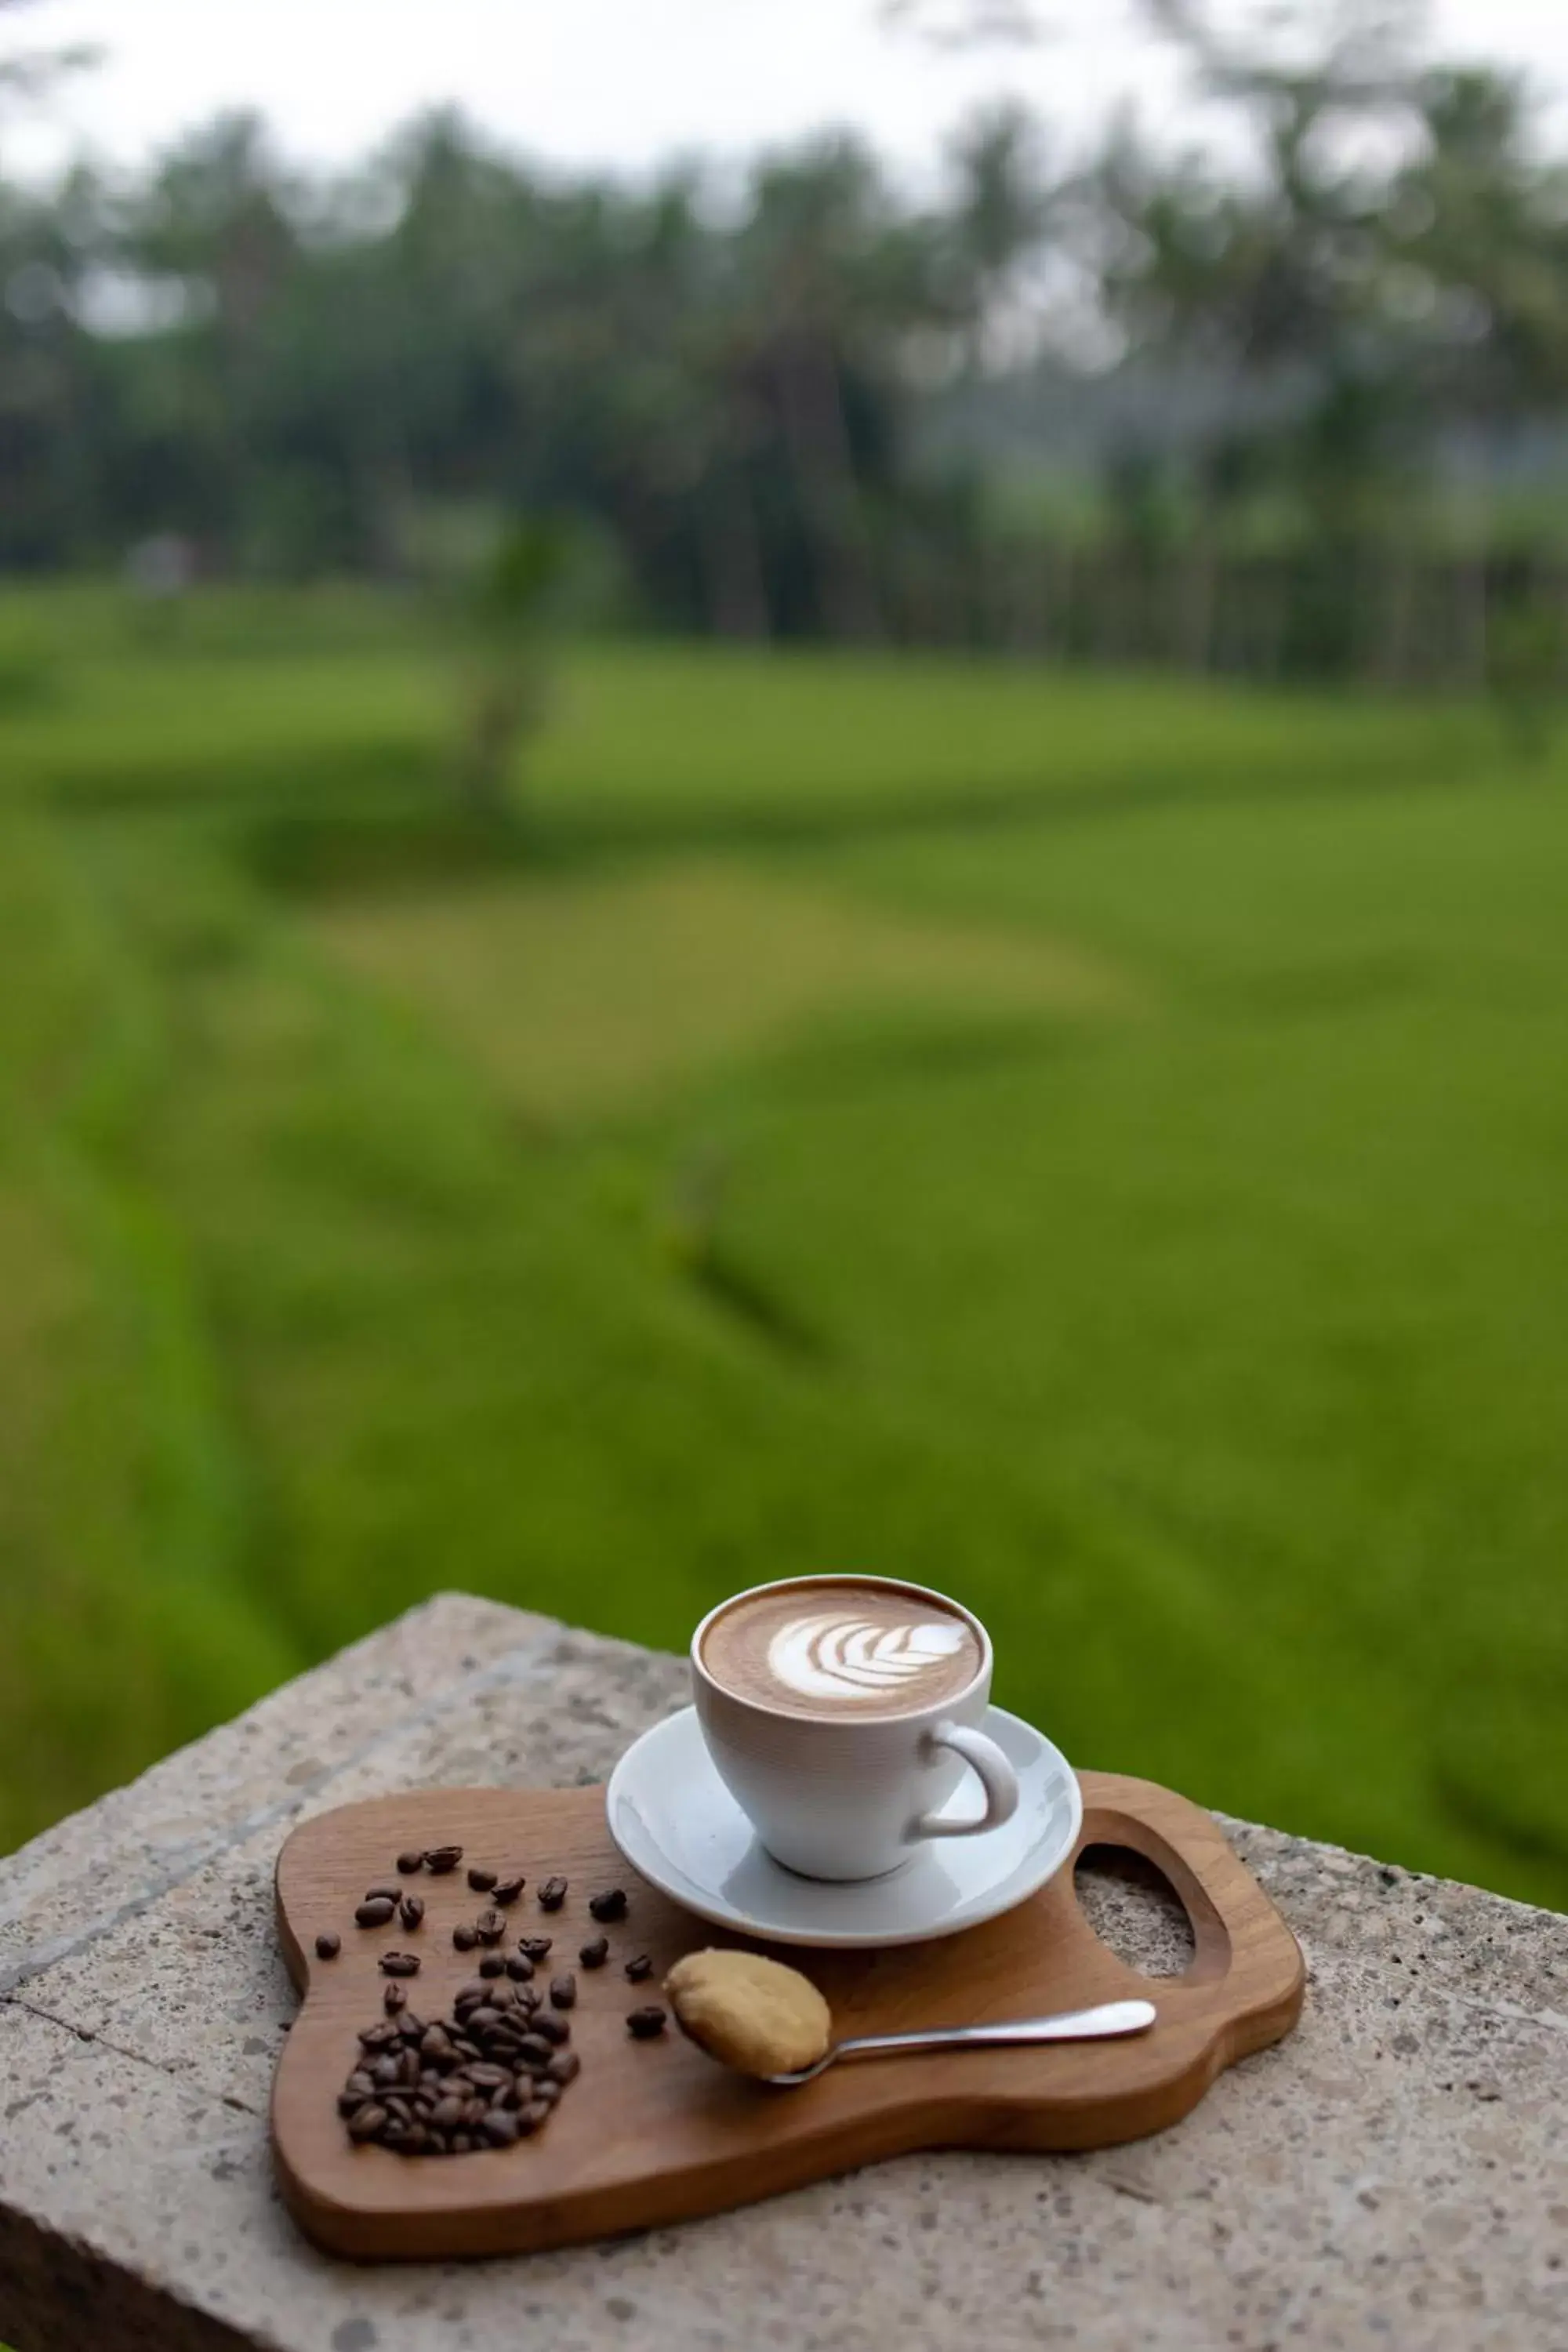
top-left (691, 1575), bottom-right (1018, 1880)
top-left (699, 1578), bottom-right (983, 1720)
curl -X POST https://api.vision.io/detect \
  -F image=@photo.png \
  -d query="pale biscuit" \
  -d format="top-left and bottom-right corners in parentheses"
top-left (665, 1948), bottom-right (833, 2077)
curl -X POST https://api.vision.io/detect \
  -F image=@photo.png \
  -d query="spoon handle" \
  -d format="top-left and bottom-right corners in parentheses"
top-left (835, 1999), bottom-right (1156, 2063)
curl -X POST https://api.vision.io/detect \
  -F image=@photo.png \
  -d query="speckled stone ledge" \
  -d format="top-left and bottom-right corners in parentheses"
top-left (0, 1595), bottom-right (1563, 2352)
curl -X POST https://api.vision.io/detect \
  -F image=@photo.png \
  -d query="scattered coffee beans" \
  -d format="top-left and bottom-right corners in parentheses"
top-left (338, 1959), bottom-right (586, 2157)
top-left (328, 1839), bottom-right (649, 2160)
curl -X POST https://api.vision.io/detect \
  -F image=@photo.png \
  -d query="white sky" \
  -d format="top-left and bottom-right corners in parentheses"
top-left (8, 0), bottom-right (1568, 185)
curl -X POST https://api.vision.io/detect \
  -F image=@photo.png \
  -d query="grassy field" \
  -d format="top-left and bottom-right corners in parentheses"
top-left (1, 586), bottom-right (1564, 1909)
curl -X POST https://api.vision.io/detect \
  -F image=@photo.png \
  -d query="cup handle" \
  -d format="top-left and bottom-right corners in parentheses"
top-left (913, 1721), bottom-right (1021, 1840)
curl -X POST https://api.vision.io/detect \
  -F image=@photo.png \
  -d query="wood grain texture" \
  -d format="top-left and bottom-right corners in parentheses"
top-left (272, 1773), bottom-right (1304, 2260)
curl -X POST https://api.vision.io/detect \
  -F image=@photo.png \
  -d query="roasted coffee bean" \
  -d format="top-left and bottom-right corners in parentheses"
top-left (430, 2093), bottom-right (466, 2130)
top-left (624, 1954), bottom-right (653, 1983)
top-left (482, 2109), bottom-right (521, 2147)
top-left (370, 2056), bottom-right (401, 2089)
top-left (466, 1867), bottom-right (498, 1893)
top-left (546, 2050), bottom-right (582, 2085)
top-left (419, 2026), bottom-right (456, 2064)
top-left (488, 1979), bottom-right (518, 2011)
top-left (397, 1894), bottom-right (425, 1933)
top-left (474, 1908), bottom-right (506, 1945)
top-left (477, 1952), bottom-right (505, 1979)
top-left (627, 2005), bottom-right (667, 2039)
top-left (314, 1931), bottom-right (341, 1961)
top-left (492, 1874), bottom-right (526, 1906)
top-left (355, 1896), bottom-right (396, 1929)
top-left (397, 1849), bottom-right (425, 1875)
top-left (549, 1973), bottom-right (577, 2010)
top-left (358, 2020), bottom-right (401, 2049)
top-left (399, 2014), bottom-right (426, 2041)
top-left (517, 1935), bottom-right (552, 1962)
top-left (588, 1888), bottom-right (629, 1923)
top-left (383, 1983), bottom-right (408, 2016)
top-left (379, 1951), bottom-right (421, 1977)
top-left (425, 1845), bottom-right (463, 1874)
top-left (452, 1923), bottom-right (478, 1951)
top-left (348, 2103), bottom-right (389, 2142)
top-left (579, 1935), bottom-right (609, 1970)
top-left (467, 2005), bottom-right (502, 2033)
top-left (337, 2089), bottom-right (368, 2117)
top-left (513, 2034), bottom-right (554, 2070)
top-left (467, 2063), bottom-right (510, 2091)
top-left (531, 2078), bottom-right (561, 2107)
top-left (532, 2012), bottom-right (569, 2047)
top-left (518, 2100), bottom-right (553, 2136)
top-left (344, 2069), bottom-right (376, 2100)
top-left (402, 2125), bottom-right (430, 2155)
top-left (506, 1953), bottom-right (535, 1982)
top-left (451, 2132), bottom-right (473, 2154)
top-left (365, 1881), bottom-right (402, 1901)
top-left (538, 1876), bottom-right (568, 1911)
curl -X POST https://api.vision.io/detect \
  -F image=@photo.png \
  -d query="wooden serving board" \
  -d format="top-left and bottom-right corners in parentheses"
top-left (273, 1772), bottom-right (1304, 2261)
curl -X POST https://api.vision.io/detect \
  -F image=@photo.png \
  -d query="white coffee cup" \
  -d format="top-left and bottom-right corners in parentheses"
top-left (691, 1574), bottom-right (1020, 1880)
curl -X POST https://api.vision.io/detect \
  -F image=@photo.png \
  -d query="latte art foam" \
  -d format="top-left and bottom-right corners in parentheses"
top-left (768, 1613), bottom-right (968, 1703)
top-left (700, 1579), bottom-right (983, 1719)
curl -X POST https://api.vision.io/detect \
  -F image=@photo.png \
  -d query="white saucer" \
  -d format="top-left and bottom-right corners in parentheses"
top-left (604, 1705), bottom-right (1083, 1950)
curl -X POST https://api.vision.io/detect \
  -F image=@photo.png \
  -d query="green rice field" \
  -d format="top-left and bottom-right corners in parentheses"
top-left (2, 586), bottom-right (1564, 1909)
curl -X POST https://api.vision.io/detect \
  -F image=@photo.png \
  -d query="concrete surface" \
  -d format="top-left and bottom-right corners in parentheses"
top-left (0, 1593), bottom-right (1563, 2352)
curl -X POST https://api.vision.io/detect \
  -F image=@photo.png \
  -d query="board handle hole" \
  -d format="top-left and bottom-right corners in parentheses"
top-left (1073, 1843), bottom-right (1196, 1980)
